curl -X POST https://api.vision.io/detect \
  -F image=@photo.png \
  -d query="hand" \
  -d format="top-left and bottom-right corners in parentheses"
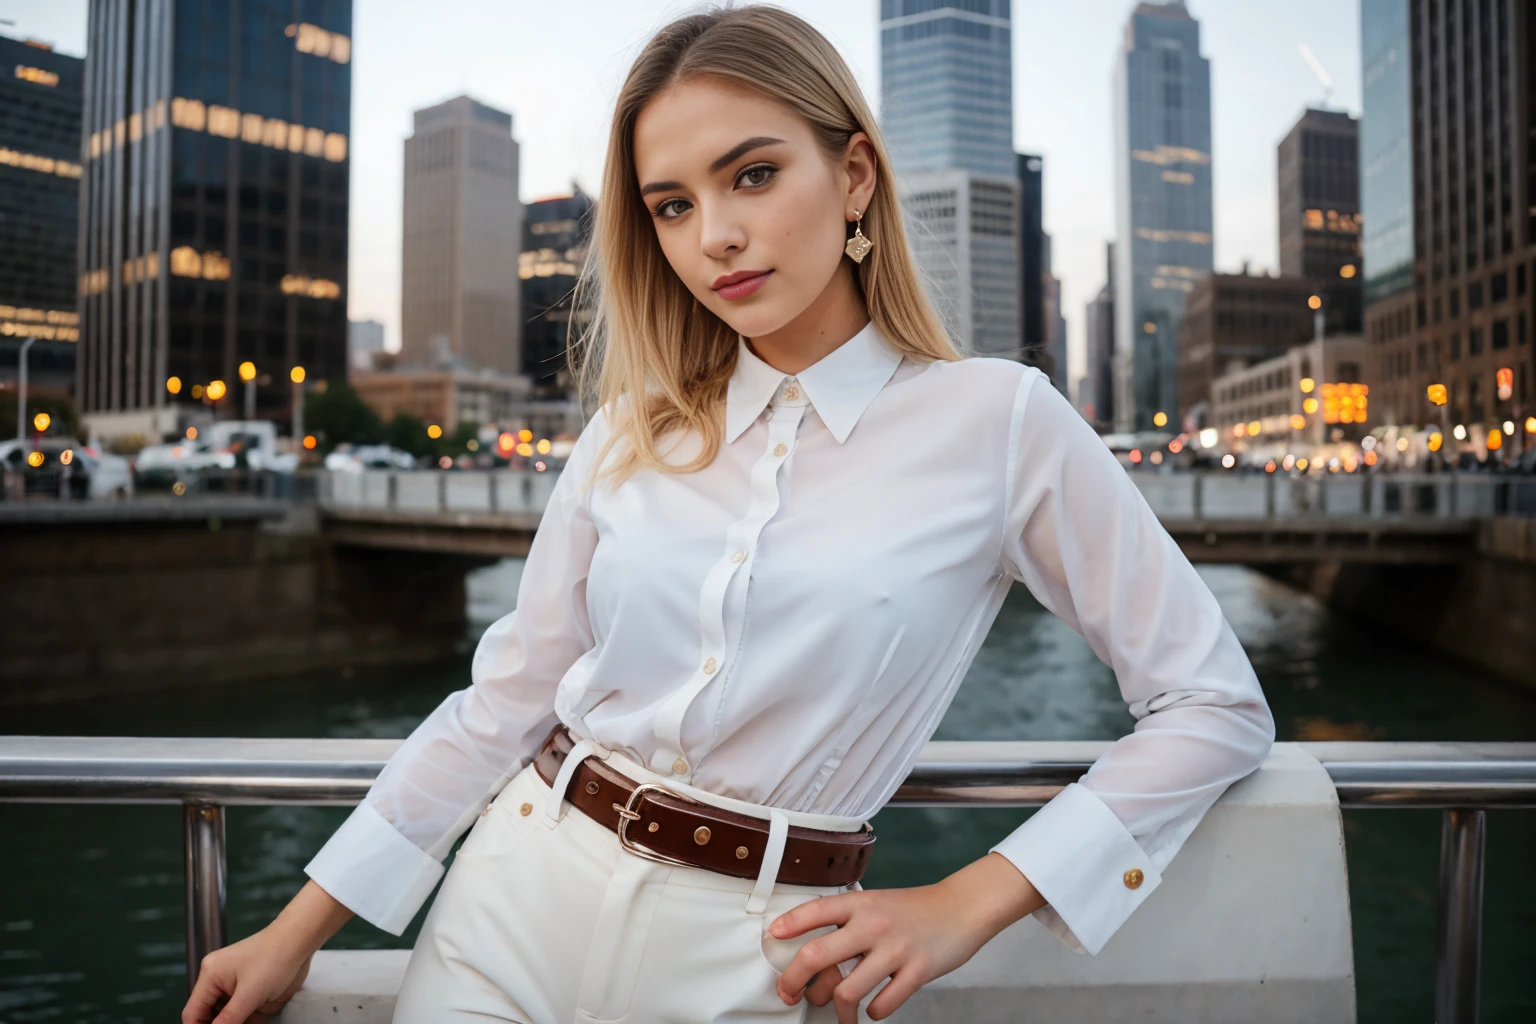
top-left (181, 928), bottom-right (313, 1024)
top-left (768, 851), bottom-right (1044, 1022)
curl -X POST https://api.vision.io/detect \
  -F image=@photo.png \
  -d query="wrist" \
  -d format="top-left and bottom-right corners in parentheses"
top-left (269, 880), bottom-right (354, 956)
top-left (938, 851), bottom-right (1046, 943)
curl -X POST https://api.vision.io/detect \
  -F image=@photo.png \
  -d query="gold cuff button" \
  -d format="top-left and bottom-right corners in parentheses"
top-left (736, 845), bottom-right (750, 859)
top-left (1123, 868), bottom-right (1144, 890)
top-left (585, 780), bottom-right (600, 795)
top-left (672, 757), bottom-right (689, 775)
top-left (773, 443), bottom-right (788, 456)
top-left (519, 802), bottom-right (533, 816)
top-left (694, 826), bottom-right (712, 845)
top-left (702, 657), bottom-right (717, 674)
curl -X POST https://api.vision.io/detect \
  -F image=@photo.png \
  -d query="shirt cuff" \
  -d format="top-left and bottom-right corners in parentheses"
top-left (303, 799), bottom-right (446, 936)
top-left (988, 781), bottom-right (1159, 956)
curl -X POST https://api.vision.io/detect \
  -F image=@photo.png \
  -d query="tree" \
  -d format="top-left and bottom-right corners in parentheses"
top-left (304, 382), bottom-right (383, 452)
top-left (0, 389), bottom-right (80, 441)
top-left (386, 413), bottom-right (433, 458)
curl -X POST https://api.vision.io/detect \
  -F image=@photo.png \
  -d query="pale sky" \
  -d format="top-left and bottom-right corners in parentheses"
top-left (4, 0), bottom-right (1362, 382)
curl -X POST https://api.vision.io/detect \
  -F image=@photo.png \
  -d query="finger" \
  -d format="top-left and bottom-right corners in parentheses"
top-left (804, 966), bottom-right (842, 1007)
top-left (183, 965), bottom-right (231, 1023)
top-left (866, 965), bottom-right (925, 1021)
top-left (211, 991), bottom-right (262, 1024)
top-left (831, 950), bottom-right (899, 1024)
top-left (777, 925), bottom-right (871, 1001)
top-left (770, 892), bottom-right (856, 939)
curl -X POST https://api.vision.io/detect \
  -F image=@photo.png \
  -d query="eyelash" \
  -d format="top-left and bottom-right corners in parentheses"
top-left (652, 163), bottom-right (778, 220)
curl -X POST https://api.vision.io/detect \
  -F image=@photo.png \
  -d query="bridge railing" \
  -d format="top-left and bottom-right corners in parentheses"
top-left (1133, 471), bottom-right (1536, 520)
top-left (321, 468), bottom-right (559, 516)
top-left (1, 737), bottom-right (1532, 1023)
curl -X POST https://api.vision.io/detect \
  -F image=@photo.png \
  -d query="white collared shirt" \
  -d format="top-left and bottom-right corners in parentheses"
top-left (305, 320), bottom-right (1275, 954)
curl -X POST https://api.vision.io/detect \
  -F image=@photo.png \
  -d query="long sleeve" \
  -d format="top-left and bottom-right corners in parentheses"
top-left (303, 409), bottom-right (609, 934)
top-left (988, 370), bottom-right (1275, 956)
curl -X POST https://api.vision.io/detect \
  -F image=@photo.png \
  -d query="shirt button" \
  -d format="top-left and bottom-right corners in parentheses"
top-left (672, 757), bottom-right (689, 775)
top-left (1123, 868), bottom-right (1144, 890)
top-left (783, 386), bottom-right (800, 400)
top-left (731, 549), bottom-right (746, 563)
top-left (702, 656), bottom-right (717, 674)
top-left (773, 443), bottom-right (788, 456)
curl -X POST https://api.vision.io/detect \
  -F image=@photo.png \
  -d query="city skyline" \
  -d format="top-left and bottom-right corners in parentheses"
top-left (6, 0), bottom-right (1364, 385)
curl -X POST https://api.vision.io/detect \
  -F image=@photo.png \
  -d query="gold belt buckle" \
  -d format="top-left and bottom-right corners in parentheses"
top-left (612, 781), bottom-right (703, 869)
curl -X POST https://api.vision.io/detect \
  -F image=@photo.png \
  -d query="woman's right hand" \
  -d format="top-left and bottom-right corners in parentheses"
top-left (181, 926), bottom-right (313, 1024)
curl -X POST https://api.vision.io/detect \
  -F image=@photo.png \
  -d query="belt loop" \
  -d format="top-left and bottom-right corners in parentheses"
top-left (544, 738), bottom-right (598, 828)
top-left (745, 809), bottom-right (789, 914)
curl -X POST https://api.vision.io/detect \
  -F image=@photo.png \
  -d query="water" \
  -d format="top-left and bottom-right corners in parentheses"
top-left (2, 563), bottom-right (1534, 1022)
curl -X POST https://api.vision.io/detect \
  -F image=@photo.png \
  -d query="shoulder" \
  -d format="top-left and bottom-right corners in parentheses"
top-left (917, 355), bottom-right (1049, 422)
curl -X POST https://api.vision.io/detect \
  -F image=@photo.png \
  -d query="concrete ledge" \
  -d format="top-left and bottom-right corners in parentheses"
top-left (275, 744), bottom-right (1354, 1023)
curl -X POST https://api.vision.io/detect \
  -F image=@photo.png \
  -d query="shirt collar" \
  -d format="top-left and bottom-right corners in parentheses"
top-left (724, 320), bottom-right (903, 444)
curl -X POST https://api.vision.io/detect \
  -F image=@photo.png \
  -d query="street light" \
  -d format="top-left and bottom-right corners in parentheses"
top-left (238, 361), bottom-right (257, 420)
top-left (32, 412), bottom-right (50, 433)
top-left (290, 367), bottom-right (306, 453)
top-left (1152, 411), bottom-right (1168, 428)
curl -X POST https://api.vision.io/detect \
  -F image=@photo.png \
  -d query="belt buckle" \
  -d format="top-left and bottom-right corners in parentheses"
top-left (612, 781), bottom-right (702, 869)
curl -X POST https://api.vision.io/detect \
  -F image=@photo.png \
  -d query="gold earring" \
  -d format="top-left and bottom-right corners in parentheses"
top-left (845, 208), bottom-right (873, 263)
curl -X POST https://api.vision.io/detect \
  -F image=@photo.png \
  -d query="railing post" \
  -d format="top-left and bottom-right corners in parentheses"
top-left (1192, 472), bottom-right (1203, 521)
top-left (1435, 808), bottom-right (1485, 1024)
top-left (184, 803), bottom-right (228, 988)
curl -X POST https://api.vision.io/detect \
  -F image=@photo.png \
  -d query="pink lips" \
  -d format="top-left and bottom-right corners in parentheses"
top-left (712, 270), bottom-right (773, 300)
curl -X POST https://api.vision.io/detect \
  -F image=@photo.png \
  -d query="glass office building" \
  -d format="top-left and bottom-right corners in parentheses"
top-left (0, 35), bottom-right (84, 394)
top-left (879, 0), bottom-right (1014, 178)
top-left (77, 0), bottom-right (351, 437)
top-left (1112, 1), bottom-right (1213, 431)
top-left (1359, 0), bottom-right (1413, 307)
top-left (520, 188), bottom-right (594, 391)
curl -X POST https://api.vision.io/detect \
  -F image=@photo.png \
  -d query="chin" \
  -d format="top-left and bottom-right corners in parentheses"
top-left (707, 299), bottom-right (805, 340)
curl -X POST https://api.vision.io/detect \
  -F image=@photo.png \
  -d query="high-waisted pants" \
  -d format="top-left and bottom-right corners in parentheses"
top-left (390, 744), bottom-right (868, 1023)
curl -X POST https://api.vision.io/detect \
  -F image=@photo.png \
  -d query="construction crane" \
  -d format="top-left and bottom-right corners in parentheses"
top-left (1297, 42), bottom-right (1335, 109)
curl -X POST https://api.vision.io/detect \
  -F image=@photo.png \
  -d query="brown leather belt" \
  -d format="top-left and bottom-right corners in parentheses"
top-left (532, 725), bottom-right (874, 888)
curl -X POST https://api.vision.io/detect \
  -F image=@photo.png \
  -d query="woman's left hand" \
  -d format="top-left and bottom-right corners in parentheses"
top-left (768, 851), bottom-right (1045, 1022)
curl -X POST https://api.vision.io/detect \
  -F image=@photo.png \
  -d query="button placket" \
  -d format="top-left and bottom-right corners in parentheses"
top-left (649, 392), bottom-right (808, 775)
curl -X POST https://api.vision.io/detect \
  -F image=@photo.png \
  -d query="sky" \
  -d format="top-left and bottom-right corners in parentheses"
top-left (2, 0), bottom-right (1362, 383)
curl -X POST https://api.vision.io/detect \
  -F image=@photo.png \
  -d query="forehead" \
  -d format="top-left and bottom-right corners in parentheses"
top-left (633, 76), bottom-right (806, 179)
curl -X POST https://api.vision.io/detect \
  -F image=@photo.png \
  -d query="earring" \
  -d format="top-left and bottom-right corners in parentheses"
top-left (844, 208), bottom-right (873, 264)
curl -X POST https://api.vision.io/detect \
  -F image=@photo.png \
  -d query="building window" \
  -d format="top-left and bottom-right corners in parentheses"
top-left (1519, 263), bottom-right (1528, 297)
top-left (1469, 327), bottom-right (1483, 355)
top-left (1449, 287), bottom-right (1460, 316)
top-left (1492, 319), bottom-right (1509, 349)
top-left (1433, 296), bottom-right (1442, 323)
top-left (1467, 280), bottom-right (1484, 310)
top-left (1450, 332), bottom-right (1461, 360)
top-left (1491, 271), bottom-right (1508, 303)
top-left (1520, 311), bottom-right (1528, 346)
top-left (1416, 343), bottom-right (1427, 370)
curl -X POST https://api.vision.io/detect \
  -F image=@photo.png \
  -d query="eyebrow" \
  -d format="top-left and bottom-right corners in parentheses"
top-left (637, 136), bottom-right (786, 197)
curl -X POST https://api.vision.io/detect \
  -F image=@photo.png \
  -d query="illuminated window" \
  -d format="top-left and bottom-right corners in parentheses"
top-left (15, 64), bottom-right (60, 87)
top-left (1161, 170), bottom-right (1194, 185)
top-left (288, 23), bottom-right (352, 63)
top-left (172, 97), bottom-right (207, 131)
top-left (208, 105), bottom-right (240, 138)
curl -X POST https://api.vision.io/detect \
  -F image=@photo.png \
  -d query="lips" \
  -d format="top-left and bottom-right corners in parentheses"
top-left (712, 269), bottom-right (773, 300)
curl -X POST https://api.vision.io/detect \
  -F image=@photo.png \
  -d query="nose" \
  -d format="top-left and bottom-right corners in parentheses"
top-left (698, 199), bottom-right (746, 261)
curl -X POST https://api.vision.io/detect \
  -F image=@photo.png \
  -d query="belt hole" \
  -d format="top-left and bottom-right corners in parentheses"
top-left (827, 856), bottom-right (834, 868)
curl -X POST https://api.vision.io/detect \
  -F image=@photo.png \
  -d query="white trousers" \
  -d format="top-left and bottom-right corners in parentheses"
top-left (392, 753), bottom-right (864, 1023)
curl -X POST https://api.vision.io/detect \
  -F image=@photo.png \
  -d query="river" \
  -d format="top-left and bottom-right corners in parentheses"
top-left (2, 562), bottom-right (1533, 1022)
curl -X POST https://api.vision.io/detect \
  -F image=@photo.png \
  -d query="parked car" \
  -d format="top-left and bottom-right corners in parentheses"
top-left (0, 438), bottom-right (101, 499)
top-left (324, 443), bottom-right (416, 472)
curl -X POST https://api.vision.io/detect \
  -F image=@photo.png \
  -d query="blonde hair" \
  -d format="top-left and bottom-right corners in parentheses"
top-left (573, 3), bottom-right (960, 492)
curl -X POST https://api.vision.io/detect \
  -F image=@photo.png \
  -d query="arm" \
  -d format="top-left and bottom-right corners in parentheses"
top-left (302, 407), bottom-right (610, 934)
top-left (769, 369), bottom-right (1274, 1022)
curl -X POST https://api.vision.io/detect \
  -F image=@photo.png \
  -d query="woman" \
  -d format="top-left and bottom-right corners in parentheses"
top-left (183, 6), bottom-right (1274, 1023)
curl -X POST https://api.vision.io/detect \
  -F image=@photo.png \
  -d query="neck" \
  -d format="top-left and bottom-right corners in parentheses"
top-left (746, 264), bottom-right (869, 376)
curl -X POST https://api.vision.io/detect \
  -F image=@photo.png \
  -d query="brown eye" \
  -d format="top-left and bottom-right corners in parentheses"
top-left (737, 164), bottom-right (776, 189)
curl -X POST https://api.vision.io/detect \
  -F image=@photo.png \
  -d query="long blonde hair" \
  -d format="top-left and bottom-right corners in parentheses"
top-left (573, 3), bottom-right (960, 492)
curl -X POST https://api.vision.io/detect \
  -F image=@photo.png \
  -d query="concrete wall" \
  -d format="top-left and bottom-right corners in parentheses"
top-left (276, 744), bottom-right (1353, 1023)
top-left (0, 506), bottom-right (489, 704)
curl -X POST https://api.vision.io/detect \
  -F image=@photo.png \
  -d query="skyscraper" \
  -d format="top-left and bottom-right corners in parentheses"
top-left (1112, 0), bottom-right (1213, 431)
top-left (882, 0), bottom-right (1021, 357)
top-left (1361, 0), bottom-right (1536, 438)
top-left (400, 95), bottom-right (523, 376)
top-left (520, 187), bottom-right (594, 390)
top-left (77, 2), bottom-right (353, 441)
top-left (1017, 152), bottom-right (1045, 368)
top-left (879, 0), bottom-right (1014, 178)
top-left (1278, 107), bottom-right (1362, 333)
top-left (1, 35), bottom-right (84, 396)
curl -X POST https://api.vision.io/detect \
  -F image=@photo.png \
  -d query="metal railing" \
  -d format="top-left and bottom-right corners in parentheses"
top-left (1132, 471), bottom-right (1536, 521)
top-left (2, 738), bottom-right (1533, 1023)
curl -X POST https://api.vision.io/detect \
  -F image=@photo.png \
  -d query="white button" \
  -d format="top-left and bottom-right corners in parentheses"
top-left (731, 549), bottom-right (746, 563)
top-left (783, 386), bottom-right (799, 400)
top-left (773, 443), bottom-right (788, 456)
top-left (673, 757), bottom-right (689, 775)
top-left (702, 656), bottom-right (717, 674)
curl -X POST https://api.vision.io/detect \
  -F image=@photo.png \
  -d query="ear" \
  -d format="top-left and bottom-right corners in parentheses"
top-left (842, 131), bottom-right (877, 217)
